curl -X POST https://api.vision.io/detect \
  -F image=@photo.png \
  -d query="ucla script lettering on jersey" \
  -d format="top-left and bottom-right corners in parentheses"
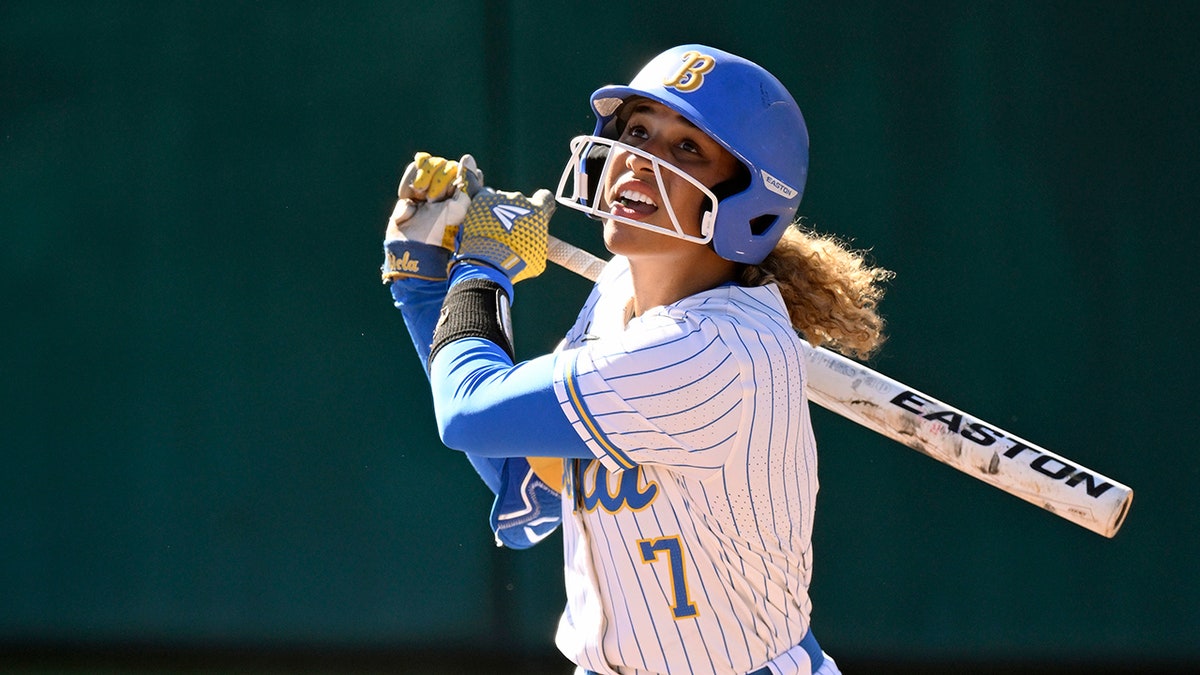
top-left (573, 459), bottom-right (658, 513)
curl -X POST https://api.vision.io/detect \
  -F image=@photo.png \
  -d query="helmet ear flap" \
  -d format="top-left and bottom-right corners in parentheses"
top-left (698, 163), bottom-right (751, 221)
top-left (711, 164), bottom-right (751, 202)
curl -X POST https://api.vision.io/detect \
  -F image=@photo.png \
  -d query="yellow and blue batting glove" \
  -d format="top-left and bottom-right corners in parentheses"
top-left (452, 175), bottom-right (555, 284)
top-left (405, 151), bottom-right (461, 202)
top-left (381, 152), bottom-right (482, 283)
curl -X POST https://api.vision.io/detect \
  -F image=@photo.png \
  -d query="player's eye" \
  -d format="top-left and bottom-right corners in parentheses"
top-left (677, 138), bottom-right (702, 155)
top-left (621, 124), bottom-right (649, 143)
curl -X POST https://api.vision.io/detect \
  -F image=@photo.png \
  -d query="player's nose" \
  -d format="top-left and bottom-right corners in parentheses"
top-left (621, 144), bottom-right (660, 177)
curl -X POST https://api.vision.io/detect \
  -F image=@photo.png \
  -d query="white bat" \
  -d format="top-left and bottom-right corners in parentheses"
top-left (546, 235), bottom-right (1134, 538)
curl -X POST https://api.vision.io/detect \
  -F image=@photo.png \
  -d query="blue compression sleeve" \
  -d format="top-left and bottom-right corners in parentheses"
top-left (387, 259), bottom-right (514, 367)
top-left (424, 262), bottom-right (587, 459)
top-left (431, 339), bottom-right (590, 460)
top-left (392, 265), bottom-right (569, 545)
top-left (389, 277), bottom-right (446, 370)
top-left (390, 276), bottom-right (509, 492)
top-left (449, 259), bottom-right (514, 301)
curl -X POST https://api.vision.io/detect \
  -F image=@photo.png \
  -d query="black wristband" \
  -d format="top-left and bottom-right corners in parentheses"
top-left (429, 278), bottom-right (515, 370)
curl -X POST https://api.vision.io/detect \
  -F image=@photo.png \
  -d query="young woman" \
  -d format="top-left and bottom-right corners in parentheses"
top-left (382, 44), bottom-right (891, 675)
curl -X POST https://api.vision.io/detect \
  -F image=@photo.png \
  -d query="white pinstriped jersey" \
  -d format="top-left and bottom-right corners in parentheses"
top-left (551, 256), bottom-right (821, 675)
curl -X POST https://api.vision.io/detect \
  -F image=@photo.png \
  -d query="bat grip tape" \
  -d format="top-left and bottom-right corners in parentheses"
top-left (428, 278), bottom-right (515, 371)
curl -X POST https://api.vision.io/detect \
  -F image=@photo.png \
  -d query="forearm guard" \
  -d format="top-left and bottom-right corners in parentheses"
top-left (428, 278), bottom-right (515, 370)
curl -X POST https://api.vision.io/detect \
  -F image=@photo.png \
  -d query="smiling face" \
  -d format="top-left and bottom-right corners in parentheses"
top-left (598, 99), bottom-right (742, 258)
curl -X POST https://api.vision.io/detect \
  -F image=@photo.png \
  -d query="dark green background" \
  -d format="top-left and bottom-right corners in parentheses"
top-left (3, 1), bottom-right (1197, 672)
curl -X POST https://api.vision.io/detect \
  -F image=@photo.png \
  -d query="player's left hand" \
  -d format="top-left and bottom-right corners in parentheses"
top-left (381, 152), bottom-right (482, 283)
top-left (452, 170), bottom-right (555, 284)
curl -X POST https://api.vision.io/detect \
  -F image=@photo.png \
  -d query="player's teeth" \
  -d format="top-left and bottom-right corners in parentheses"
top-left (619, 189), bottom-right (656, 206)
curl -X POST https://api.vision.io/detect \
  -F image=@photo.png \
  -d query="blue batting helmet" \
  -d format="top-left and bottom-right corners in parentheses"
top-left (557, 44), bottom-right (809, 264)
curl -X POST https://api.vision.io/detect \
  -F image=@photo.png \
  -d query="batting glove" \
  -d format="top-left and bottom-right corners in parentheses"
top-left (381, 152), bottom-right (483, 283)
top-left (452, 171), bottom-right (555, 284)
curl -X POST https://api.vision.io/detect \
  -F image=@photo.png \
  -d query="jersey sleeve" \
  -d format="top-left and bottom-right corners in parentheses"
top-left (551, 311), bottom-right (745, 477)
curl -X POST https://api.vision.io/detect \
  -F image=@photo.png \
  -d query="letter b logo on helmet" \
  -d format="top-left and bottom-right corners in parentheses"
top-left (662, 50), bottom-right (716, 93)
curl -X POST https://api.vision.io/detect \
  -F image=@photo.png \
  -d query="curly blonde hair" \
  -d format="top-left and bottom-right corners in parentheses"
top-left (740, 222), bottom-right (893, 360)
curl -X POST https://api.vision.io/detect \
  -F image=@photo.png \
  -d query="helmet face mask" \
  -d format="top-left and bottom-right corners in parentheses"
top-left (554, 44), bottom-right (809, 265)
top-left (555, 134), bottom-right (719, 246)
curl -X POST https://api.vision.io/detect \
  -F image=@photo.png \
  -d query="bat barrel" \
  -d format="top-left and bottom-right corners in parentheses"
top-left (802, 344), bottom-right (1133, 538)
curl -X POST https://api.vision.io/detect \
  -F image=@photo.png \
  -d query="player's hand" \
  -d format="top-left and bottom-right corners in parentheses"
top-left (452, 171), bottom-right (555, 284)
top-left (403, 151), bottom-right (464, 202)
top-left (381, 152), bottom-right (483, 283)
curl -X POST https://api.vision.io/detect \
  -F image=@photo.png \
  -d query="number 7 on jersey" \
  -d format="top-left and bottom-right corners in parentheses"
top-left (638, 536), bottom-right (699, 619)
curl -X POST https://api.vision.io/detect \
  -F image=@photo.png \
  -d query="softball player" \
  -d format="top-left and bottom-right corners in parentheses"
top-left (383, 45), bottom-right (891, 675)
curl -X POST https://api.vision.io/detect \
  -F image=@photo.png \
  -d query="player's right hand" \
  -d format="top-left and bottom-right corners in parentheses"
top-left (381, 152), bottom-right (483, 283)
